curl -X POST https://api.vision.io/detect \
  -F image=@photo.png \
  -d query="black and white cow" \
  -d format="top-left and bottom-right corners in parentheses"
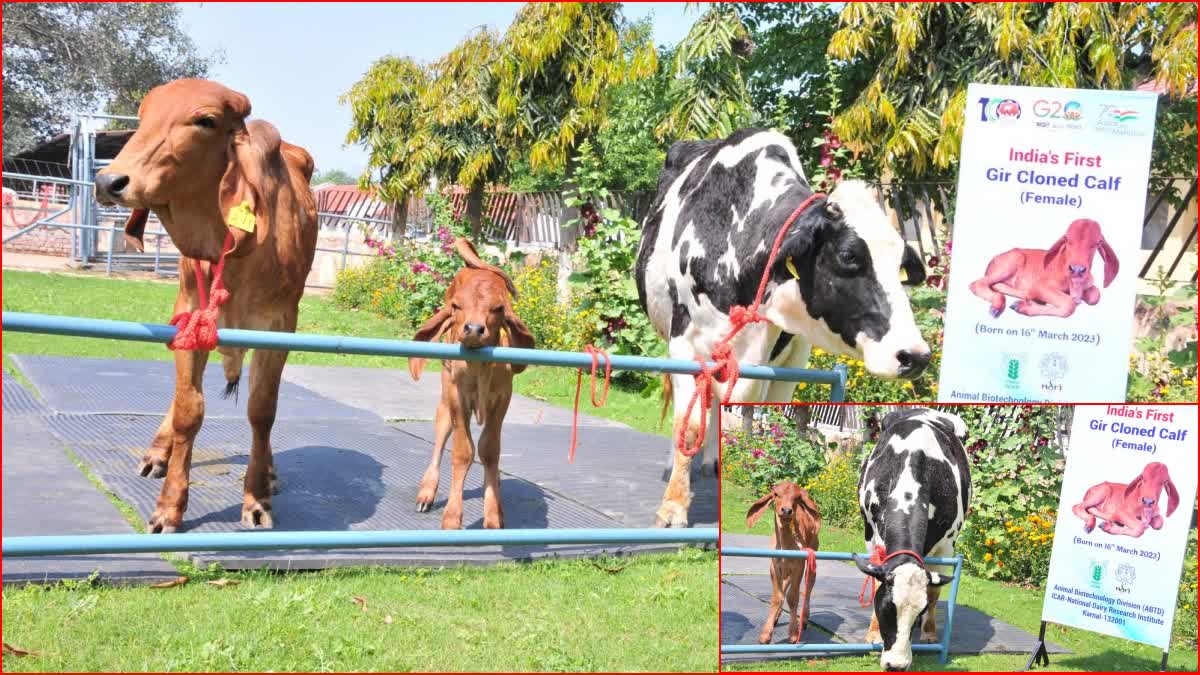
top-left (855, 408), bottom-right (972, 672)
top-left (635, 128), bottom-right (931, 527)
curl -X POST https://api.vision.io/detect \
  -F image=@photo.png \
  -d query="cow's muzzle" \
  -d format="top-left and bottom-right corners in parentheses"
top-left (94, 172), bottom-right (130, 205)
top-left (895, 349), bottom-right (932, 378)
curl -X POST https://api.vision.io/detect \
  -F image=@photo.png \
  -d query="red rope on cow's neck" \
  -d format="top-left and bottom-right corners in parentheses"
top-left (568, 345), bottom-right (612, 463)
top-left (857, 544), bottom-right (927, 608)
top-left (675, 192), bottom-right (825, 457)
top-left (799, 546), bottom-right (817, 631)
top-left (168, 231), bottom-right (235, 352)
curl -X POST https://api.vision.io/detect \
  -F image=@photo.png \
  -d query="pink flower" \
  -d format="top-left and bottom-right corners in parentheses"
top-left (412, 261), bottom-right (431, 274)
top-left (819, 156), bottom-right (833, 167)
top-left (751, 449), bottom-right (764, 459)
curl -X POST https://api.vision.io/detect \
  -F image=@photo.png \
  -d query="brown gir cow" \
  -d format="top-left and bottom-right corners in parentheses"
top-left (94, 79), bottom-right (318, 533)
top-left (969, 218), bottom-right (1118, 318)
top-left (408, 238), bottom-right (536, 529)
top-left (1072, 461), bottom-right (1180, 538)
top-left (746, 481), bottom-right (822, 644)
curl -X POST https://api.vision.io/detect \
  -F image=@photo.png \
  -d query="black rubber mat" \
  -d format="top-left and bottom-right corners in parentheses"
top-left (720, 533), bottom-right (1070, 659)
top-left (6, 356), bottom-right (714, 571)
top-left (10, 355), bottom-right (377, 422)
top-left (2, 374), bottom-right (178, 585)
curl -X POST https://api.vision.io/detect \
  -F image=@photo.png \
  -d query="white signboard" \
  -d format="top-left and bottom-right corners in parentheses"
top-left (1042, 404), bottom-right (1197, 649)
top-left (938, 84), bottom-right (1158, 402)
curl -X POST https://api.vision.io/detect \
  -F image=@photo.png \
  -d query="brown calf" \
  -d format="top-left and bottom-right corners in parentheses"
top-left (1073, 462), bottom-right (1180, 538)
top-left (95, 79), bottom-right (318, 533)
top-left (746, 481), bottom-right (822, 644)
top-left (969, 218), bottom-right (1118, 318)
top-left (409, 238), bottom-right (535, 529)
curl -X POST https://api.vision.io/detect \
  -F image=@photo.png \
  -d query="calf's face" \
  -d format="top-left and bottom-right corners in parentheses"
top-left (770, 181), bottom-right (931, 379)
top-left (1126, 462), bottom-right (1179, 527)
top-left (855, 556), bottom-right (951, 671)
top-left (746, 480), bottom-right (820, 531)
top-left (1046, 218), bottom-right (1119, 289)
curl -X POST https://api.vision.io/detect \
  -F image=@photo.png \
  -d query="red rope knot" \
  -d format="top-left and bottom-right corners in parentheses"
top-left (568, 344), bottom-right (613, 463)
top-left (857, 545), bottom-right (927, 608)
top-left (168, 232), bottom-right (234, 352)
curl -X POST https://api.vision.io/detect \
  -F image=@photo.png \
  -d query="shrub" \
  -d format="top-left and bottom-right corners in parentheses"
top-left (511, 258), bottom-right (597, 352)
top-left (803, 453), bottom-right (860, 528)
top-left (1128, 269), bottom-right (1198, 403)
top-left (719, 408), bottom-right (826, 496)
top-left (1176, 527), bottom-right (1198, 648)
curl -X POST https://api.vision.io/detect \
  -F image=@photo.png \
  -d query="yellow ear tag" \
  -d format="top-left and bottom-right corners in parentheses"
top-left (899, 266), bottom-right (909, 283)
top-left (785, 256), bottom-right (801, 280)
top-left (227, 201), bottom-right (256, 233)
top-left (499, 326), bottom-right (509, 343)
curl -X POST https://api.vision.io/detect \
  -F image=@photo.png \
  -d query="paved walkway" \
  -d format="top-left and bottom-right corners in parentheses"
top-left (720, 532), bottom-right (1069, 662)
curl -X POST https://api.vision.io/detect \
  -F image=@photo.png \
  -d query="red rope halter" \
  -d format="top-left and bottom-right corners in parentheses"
top-left (675, 192), bottom-right (825, 457)
top-left (3, 187), bottom-right (52, 228)
top-left (568, 344), bottom-right (612, 463)
top-left (167, 231), bottom-right (235, 352)
top-left (857, 544), bottom-right (927, 608)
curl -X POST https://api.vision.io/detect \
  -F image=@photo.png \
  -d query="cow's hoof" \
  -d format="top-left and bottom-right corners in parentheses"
top-left (920, 631), bottom-right (939, 643)
top-left (757, 634), bottom-right (772, 645)
top-left (138, 452), bottom-right (168, 479)
top-left (788, 632), bottom-right (802, 644)
top-left (147, 510), bottom-right (181, 534)
top-left (1083, 522), bottom-right (1094, 534)
top-left (415, 486), bottom-right (437, 513)
top-left (989, 305), bottom-right (1003, 319)
top-left (653, 503), bottom-right (688, 528)
top-left (269, 470), bottom-right (281, 495)
top-left (241, 500), bottom-right (274, 529)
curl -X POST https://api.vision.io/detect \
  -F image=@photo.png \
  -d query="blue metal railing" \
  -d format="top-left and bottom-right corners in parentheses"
top-left (720, 547), bottom-right (964, 665)
top-left (1, 311), bottom-right (844, 556)
top-left (3, 528), bottom-right (718, 557)
top-left (0, 312), bottom-right (849, 398)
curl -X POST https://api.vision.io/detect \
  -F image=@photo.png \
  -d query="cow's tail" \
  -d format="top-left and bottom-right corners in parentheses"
top-left (659, 374), bottom-right (672, 430)
top-left (219, 347), bottom-right (247, 404)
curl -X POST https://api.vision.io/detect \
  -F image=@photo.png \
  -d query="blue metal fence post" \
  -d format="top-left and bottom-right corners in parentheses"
top-left (831, 363), bottom-right (849, 402)
top-left (939, 554), bottom-right (964, 664)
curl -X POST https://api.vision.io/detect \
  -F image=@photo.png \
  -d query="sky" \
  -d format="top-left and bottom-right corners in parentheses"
top-left (179, 2), bottom-right (696, 177)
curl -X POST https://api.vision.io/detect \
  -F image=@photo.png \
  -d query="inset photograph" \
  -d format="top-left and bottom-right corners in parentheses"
top-left (719, 404), bottom-right (1197, 672)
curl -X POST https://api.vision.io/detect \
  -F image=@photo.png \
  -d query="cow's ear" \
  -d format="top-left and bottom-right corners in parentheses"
top-left (1123, 475), bottom-right (1144, 497)
top-left (123, 209), bottom-right (149, 253)
top-left (928, 571), bottom-right (952, 587)
top-left (797, 488), bottom-right (822, 521)
top-left (853, 553), bottom-right (887, 581)
top-left (746, 492), bottom-right (775, 529)
top-left (1163, 477), bottom-right (1180, 517)
top-left (901, 245), bottom-right (926, 286)
top-left (1044, 235), bottom-right (1068, 268)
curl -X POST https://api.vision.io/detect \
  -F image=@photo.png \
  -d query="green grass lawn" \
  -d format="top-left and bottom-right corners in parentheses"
top-left (720, 480), bottom-right (1198, 672)
top-left (2, 549), bottom-right (717, 672)
top-left (1, 270), bottom-right (712, 672)
top-left (1, 270), bottom-right (667, 436)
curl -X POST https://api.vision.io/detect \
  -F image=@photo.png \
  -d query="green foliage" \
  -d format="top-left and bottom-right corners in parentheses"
top-left (802, 453), bottom-right (861, 529)
top-left (510, 258), bottom-right (597, 353)
top-left (331, 194), bottom-right (475, 328)
top-left (657, 4), bottom-right (755, 141)
top-left (310, 169), bottom-right (356, 186)
top-left (1128, 269), bottom-right (1199, 402)
top-left (495, 3), bottom-right (657, 173)
top-left (1177, 528), bottom-right (1198, 649)
top-left (342, 56), bottom-right (433, 201)
top-left (826, 3), bottom-right (1199, 181)
top-left (564, 141), bottom-right (664, 364)
top-left (2, 2), bottom-right (216, 153)
top-left (720, 408), bottom-right (826, 497)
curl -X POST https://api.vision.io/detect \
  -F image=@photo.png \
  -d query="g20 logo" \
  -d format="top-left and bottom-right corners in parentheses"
top-left (978, 97), bottom-right (1022, 122)
top-left (1033, 99), bottom-right (1082, 121)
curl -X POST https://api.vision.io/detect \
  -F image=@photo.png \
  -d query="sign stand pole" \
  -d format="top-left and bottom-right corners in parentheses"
top-left (1023, 620), bottom-right (1051, 670)
top-left (1159, 650), bottom-right (1168, 672)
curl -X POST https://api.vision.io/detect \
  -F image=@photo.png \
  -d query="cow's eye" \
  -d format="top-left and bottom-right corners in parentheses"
top-left (491, 305), bottom-right (503, 313)
top-left (450, 303), bottom-right (461, 311)
top-left (837, 249), bottom-right (859, 268)
top-left (193, 117), bottom-right (217, 129)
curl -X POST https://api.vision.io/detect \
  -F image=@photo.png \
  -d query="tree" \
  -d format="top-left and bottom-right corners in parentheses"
top-left (656, 4), bottom-right (755, 141)
top-left (494, 3), bottom-right (658, 174)
top-left (826, 3), bottom-right (1199, 182)
top-left (343, 56), bottom-right (432, 237)
top-left (422, 28), bottom-right (508, 238)
top-left (310, 168), bottom-right (356, 186)
top-left (2, 2), bottom-right (215, 155)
